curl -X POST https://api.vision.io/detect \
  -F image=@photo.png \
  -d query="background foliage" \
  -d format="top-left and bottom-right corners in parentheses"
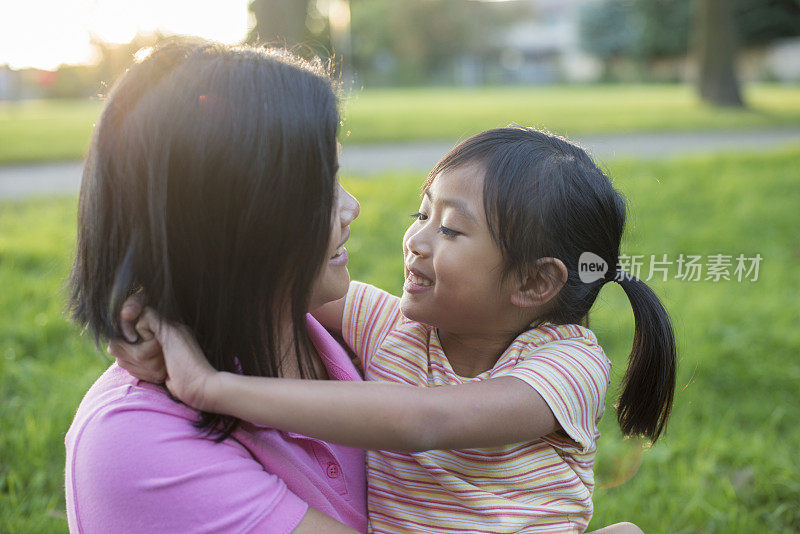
top-left (580, 0), bottom-right (800, 62)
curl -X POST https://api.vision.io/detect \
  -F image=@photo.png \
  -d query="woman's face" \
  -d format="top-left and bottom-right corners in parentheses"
top-left (309, 181), bottom-right (360, 309)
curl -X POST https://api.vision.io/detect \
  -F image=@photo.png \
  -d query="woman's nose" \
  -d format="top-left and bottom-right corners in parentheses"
top-left (339, 185), bottom-right (360, 225)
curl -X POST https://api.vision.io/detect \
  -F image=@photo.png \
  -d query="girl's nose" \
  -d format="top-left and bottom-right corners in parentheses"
top-left (404, 224), bottom-right (431, 257)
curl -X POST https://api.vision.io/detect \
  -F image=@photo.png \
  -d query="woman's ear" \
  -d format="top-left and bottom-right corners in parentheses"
top-left (510, 257), bottom-right (568, 308)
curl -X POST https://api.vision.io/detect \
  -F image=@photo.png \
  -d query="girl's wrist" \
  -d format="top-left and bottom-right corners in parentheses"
top-left (202, 371), bottom-right (232, 413)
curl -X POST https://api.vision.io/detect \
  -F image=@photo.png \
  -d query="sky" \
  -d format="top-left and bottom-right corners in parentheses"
top-left (0, 0), bottom-right (252, 70)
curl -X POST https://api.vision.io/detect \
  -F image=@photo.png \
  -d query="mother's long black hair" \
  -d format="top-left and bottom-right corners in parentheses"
top-left (69, 38), bottom-right (340, 440)
top-left (429, 127), bottom-right (676, 443)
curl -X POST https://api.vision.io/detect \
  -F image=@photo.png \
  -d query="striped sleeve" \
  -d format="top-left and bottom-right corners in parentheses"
top-left (505, 340), bottom-right (611, 454)
top-left (341, 281), bottom-right (403, 373)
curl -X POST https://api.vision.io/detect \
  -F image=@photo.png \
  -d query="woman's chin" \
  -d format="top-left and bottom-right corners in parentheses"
top-left (310, 270), bottom-right (350, 310)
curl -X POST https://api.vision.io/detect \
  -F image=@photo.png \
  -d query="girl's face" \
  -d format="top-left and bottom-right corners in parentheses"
top-left (309, 181), bottom-right (360, 310)
top-left (401, 164), bottom-right (519, 334)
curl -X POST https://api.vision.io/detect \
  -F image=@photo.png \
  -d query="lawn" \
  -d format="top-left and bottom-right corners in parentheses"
top-left (1, 83), bottom-right (800, 163)
top-left (1, 148), bottom-right (799, 532)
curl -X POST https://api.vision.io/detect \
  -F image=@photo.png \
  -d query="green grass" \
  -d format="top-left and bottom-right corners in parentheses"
top-left (340, 84), bottom-right (800, 144)
top-left (2, 84), bottom-right (800, 163)
top-left (2, 148), bottom-right (799, 532)
top-left (0, 99), bottom-right (102, 164)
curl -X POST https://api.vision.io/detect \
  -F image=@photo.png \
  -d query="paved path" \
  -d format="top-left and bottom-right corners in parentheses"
top-left (2, 127), bottom-right (799, 200)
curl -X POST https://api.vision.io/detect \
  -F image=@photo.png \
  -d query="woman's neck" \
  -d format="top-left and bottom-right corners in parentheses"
top-left (437, 328), bottom-right (519, 378)
top-left (274, 317), bottom-right (328, 380)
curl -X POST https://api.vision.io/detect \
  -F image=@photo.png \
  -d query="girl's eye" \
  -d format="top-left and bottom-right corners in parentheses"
top-left (410, 212), bottom-right (428, 221)
top-left (438, 225), bottom-right (459, 238)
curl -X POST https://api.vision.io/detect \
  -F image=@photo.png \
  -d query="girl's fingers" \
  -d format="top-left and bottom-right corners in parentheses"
top-left (134, 308), bottom-right (161, 342)
top-left (120, 293), bottom-right (145, 343)
top-left (107, 337), bottom-right (162, 363)
top-left (127, 362), bottom-right (166, 384)
top-left (107, 338), bottom-right (134, 362)
top-left (107, 337), bottom-right (165, 383)
top-left (114, 354), bottom-right (167, 383)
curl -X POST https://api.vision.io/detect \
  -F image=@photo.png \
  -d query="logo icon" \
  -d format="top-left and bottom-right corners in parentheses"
top-left (578, 252), bottom-right (608, 284)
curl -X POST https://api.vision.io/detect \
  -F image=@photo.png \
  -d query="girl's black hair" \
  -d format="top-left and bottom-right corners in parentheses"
top-left (428, 127), bottom-right (676, 443)
top-left (69, 38), bottom-right (340, 440)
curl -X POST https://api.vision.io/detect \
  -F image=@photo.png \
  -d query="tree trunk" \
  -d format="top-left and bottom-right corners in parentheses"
top-left (694, 0), bottom-right (744, 107)
top-left (248, 0), bottom-right (309, 47)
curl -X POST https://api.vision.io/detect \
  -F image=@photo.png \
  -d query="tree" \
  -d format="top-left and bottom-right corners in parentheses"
top-left (92, 32), bottom-right (166, 91)
top-left (579, 0), bottom-right (640, 78)
top-left (634, 0), bottom-right (692, 60)
top-left (247, 0), bottom-right (311, 48)
top-left (348, 0), bottom-right (515, 85)
top-left (736, 0), bottom-right (800, 48)
top-left (579, 0), bottom-right (800, 88)
top-left (693, 0), bottom-right (744, 107)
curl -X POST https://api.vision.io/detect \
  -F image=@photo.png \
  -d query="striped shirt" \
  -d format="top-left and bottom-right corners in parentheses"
top-left (342, 282), bottom-right (612, 534)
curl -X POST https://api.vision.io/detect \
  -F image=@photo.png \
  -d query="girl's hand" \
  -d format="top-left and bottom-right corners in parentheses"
top-left (134, 308), bottom-right (221, 413)
top-left (108, 295), bottom-right (166, 384)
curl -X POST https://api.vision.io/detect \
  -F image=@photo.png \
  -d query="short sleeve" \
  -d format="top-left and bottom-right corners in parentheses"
top-left (505, 340), bottom-right (611, 454)
top-left (67, 395), bottom-right (308, 534)
top-left (341, 281), bottom-right (402, 372)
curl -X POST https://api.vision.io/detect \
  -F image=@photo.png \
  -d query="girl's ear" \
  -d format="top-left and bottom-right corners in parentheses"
top-left (510, 257), bottom-right (568, 308)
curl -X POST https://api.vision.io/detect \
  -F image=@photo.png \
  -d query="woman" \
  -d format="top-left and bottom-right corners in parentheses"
top-left (65, 38), bottom-right (365, 532)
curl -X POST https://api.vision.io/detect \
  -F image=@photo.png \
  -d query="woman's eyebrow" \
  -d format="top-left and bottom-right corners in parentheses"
top-left (423, 189), bottom-right (477, 223)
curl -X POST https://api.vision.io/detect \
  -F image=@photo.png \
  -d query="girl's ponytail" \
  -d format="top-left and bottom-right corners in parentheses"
top-left (613, 272), bottom-right (676, 443)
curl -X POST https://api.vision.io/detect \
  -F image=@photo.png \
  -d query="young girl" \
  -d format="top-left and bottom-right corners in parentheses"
top-left (119, 127), bottom-right (675, 533)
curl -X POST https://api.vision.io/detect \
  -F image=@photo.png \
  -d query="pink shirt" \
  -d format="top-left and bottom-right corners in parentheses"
top-left (65, 315), bottom-right (367, 533)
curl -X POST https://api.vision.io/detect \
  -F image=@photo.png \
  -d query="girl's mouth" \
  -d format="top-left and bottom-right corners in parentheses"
top-left (406, 273), bottom-right (433, 286)
top-left (404, 271), bottom-right (434, 293)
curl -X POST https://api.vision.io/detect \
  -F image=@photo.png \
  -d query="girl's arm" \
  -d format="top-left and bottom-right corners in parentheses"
top-left (140, 309), bottom-right (558, 452)
top-left (310, 295), bottom-right (347, 334)
top-left (294, 508), bottom-right (359, 534)
top-left (209, 372), bottom-right (557, 451)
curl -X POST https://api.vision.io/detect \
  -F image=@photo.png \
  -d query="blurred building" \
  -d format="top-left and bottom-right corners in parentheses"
top-left (754, 38), bottom-right (800, 83)
top-left (495, 0), bottom-right (601, 84)
top-left (476, 0), bottom-right (800, 85)
top-left (0, 65), bottom-right (15, 99)
top-left (0, 66), bottom-right (51, 100)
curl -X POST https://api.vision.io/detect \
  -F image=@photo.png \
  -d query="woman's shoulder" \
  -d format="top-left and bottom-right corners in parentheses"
top-left (66, 363), bottom-right (220, 473)
top-left (68, 363), bottom-right (195, 432)
top-left (65, 365), bottom-right (313, 533)
top-left (66, 364), bottom-right (213, 476)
